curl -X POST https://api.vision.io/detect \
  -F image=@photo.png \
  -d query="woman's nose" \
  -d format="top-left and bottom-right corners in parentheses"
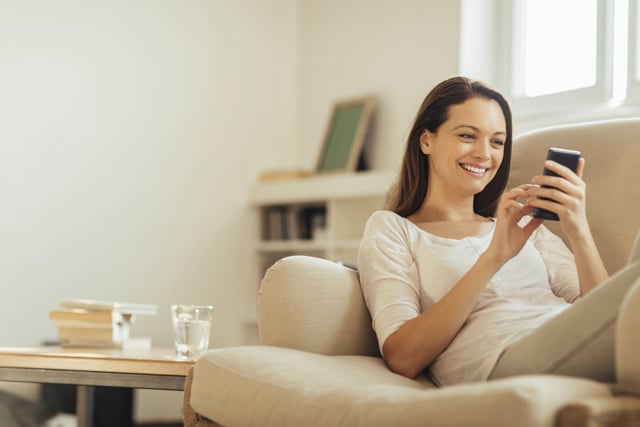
top-left (473, 139), bottom-right (491, 159)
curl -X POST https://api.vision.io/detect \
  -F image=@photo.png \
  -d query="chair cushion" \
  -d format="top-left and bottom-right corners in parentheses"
top-left (190, 346), bottom-right (615, 427)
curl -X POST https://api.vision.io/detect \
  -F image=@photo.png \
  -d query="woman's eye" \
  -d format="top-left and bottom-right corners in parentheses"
top-left (459, 133), bottom-right (474, 140)
top-left (492, 140), bottom-right (506, 146)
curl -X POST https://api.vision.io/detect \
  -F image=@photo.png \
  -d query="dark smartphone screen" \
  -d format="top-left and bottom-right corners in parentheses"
top-left (532, 147), bottom-right (581, 221)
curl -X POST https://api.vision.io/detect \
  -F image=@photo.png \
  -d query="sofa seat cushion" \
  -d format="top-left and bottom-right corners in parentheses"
top-left (189, 346), bottom-right (615, 427)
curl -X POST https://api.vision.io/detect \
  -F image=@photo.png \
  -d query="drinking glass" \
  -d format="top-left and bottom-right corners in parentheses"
top-left (171, 304), bottom-right (213, 359)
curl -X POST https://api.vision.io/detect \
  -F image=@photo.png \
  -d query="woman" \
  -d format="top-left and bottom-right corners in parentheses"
top-left (358, 76), bottom-right (637, 387)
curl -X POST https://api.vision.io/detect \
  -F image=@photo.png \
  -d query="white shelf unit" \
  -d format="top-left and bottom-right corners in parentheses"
top-left (247, 170), bottom-right (395, 321)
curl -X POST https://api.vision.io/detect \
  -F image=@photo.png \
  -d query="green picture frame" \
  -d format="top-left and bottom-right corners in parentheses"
top-left (315, 96), bottom-right (375, 173)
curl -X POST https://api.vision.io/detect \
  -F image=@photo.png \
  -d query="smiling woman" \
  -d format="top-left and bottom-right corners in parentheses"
top-left (357, 76), bottom-right (636, 388)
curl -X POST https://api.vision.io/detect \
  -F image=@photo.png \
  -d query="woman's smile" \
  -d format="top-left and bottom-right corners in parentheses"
top-left (460, 163), bottom-right (489, 177)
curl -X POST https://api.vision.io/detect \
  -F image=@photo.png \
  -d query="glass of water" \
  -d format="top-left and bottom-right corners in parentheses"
top-left (171, 304), bottom-right (213, 359)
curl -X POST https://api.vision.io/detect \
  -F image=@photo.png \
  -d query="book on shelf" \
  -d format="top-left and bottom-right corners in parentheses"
top-left (262, 205), bottom-right (326, 241)
top-left (49, 299), bottom-right (157, 349)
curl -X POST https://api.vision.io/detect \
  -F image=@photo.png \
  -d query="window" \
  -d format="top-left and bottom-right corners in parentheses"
top-left (516, 0), bottom-right (599, 97)
top-left (504, 0), bottom-right (637, 121)
top-left (628, 0), bottom-right (640, 101)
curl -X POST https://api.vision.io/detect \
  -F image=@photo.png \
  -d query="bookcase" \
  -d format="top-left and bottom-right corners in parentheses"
top-left (247, 170), bottom-right (395, 322)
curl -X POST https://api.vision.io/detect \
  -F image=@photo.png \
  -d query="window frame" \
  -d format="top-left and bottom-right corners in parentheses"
top-left (504, 0), bottom-right (615, 120)
top-left (627, 0), bottom-right (640, 102)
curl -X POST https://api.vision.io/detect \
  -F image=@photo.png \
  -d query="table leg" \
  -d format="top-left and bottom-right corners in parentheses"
top-left (76, 385), bottom-right (95, 427)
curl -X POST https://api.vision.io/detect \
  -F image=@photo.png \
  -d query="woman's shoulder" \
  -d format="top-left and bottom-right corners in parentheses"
top-left (359, 210), bottom-right (416, 265)
top-left (366, 210), bottom-right (408, 230)
top-left (362, 210), bottom-right (414, 241)
top-left (368, 209), bottom-right (400, 221)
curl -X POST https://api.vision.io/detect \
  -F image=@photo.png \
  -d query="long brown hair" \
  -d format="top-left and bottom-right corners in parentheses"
top-left (386, 76), bottom-right (512, 218)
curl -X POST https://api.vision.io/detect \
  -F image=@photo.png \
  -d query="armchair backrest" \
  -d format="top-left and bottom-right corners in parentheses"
top-left (508, 118), bottom-right (640, 273)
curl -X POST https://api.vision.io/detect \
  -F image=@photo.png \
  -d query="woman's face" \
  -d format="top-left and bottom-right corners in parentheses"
top-left (420, 97), bottom-right (507, 198)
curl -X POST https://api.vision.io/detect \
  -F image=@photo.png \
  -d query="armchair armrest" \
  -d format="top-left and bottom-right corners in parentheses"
top-left (258, 255), bottom-right (379, 357)
top-left (616, 267), bottom-right (640, 396)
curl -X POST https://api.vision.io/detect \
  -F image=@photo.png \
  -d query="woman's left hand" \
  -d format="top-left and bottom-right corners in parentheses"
top-left (528, 157), bottom-right (609, 293)
top-left (527, 158), bottom-right (589, 244)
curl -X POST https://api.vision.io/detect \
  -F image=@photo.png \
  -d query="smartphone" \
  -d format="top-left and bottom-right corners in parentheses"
top-left (532, 147), bottom-right (581, 221)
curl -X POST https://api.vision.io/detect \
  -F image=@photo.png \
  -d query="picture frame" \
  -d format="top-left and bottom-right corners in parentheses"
top-left (315, 95), bottom-right (375, 173)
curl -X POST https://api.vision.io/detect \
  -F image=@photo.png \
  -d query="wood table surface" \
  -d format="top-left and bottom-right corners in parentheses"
top-left (0, 346), bottom-right (193, 376)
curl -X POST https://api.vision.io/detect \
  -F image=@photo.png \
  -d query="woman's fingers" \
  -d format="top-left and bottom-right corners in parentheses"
top-left (576, 158), bottom-right (585, 179)
top-left (527, 179), bottom-right (585, 213)
top-left (519, 203), bottom-right (536, 217)
top-left (529, 159), bottom-right (585, 208)
top-left (497, 198), bottom-right (532, 226)
top-left (540, 160), bottom-right (582, 182)
top-left (528, 195), bottom-right (575, 219)
top-left (502, 185), bottom-right (536, 203)
top-left (529, 185), bottom-right (583, 203)
top-left (522, 215), bottom-right (543, 235)
top-left (532, 176), bottom-right (581, 195)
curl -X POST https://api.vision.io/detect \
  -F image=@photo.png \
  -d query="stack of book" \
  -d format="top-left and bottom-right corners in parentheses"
top-left (49, 299), bottom-right (158, 348)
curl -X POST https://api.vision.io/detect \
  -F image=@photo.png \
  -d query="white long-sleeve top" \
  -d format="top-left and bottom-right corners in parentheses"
top-left (357, 210), bottom-right (581, 386)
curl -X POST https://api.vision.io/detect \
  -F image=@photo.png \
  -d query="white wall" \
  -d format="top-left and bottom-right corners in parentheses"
top-left (0, 0), bottom-right (465, 421)
top-left (297, 0), bottom-right (462, 173)
top-left (0, 0), bottom-right (298, 421)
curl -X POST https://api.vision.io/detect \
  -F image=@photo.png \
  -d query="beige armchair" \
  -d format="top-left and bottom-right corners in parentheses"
top-left (184, 119), bottom-right (640, 427)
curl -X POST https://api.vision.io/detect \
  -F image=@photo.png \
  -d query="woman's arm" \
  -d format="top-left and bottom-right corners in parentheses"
top-left (531, 225), bottom-right (582, 303)
top-left (383, 187), bottom-right (543, 378)
top-left (382, 251), bottom-right (502, 378)
top-left (527, 159), bottom-right (608, 295)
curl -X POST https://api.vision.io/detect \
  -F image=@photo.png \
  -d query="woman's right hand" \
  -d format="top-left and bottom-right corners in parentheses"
top-left (485, 185), bottom-right (543, 265)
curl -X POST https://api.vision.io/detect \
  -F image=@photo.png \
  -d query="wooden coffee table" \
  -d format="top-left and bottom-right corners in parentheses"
top-left (0, 346), bottom-right (194, 427)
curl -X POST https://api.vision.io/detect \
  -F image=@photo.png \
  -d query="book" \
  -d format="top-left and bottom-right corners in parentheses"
top-left (57, 326), bottom-right (120, 342)
top-left (58, 299), bottom-right (158, 316)
top-left (50, 309), bottom-right (133, 346)
top-left (49, 309), bottom-right (133, 324)
top-left (50, 299), bottom-right (157, 348)
top-left (59, 337), bottom-right (152, 350)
